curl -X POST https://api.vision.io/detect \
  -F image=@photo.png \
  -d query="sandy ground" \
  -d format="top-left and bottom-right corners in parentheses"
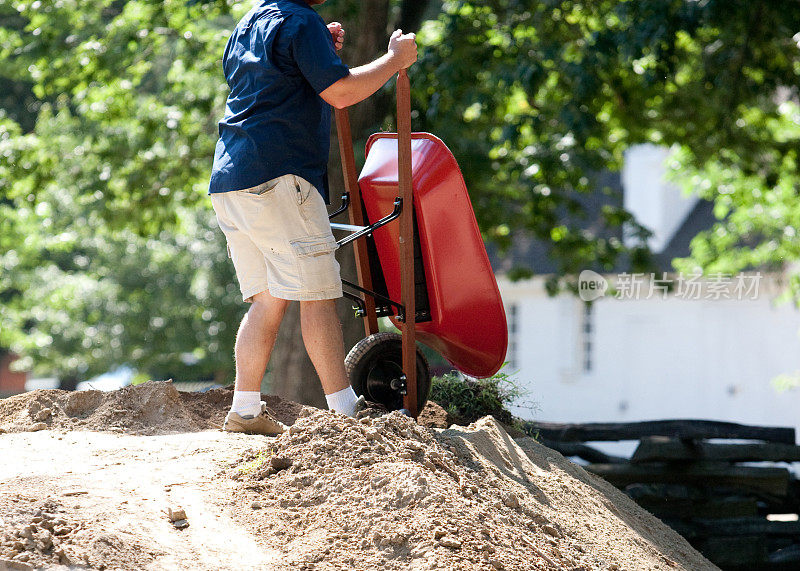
top-left (1, 430), bottom-right (276, 569)
top-left (0, 382), bottom-right (719, 570)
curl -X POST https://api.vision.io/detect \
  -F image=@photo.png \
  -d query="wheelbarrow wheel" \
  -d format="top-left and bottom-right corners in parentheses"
top-left (345, 332), bottom-right (430, 413)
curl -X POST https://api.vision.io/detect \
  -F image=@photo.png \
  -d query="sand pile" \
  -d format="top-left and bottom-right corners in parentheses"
top-left (0, 381), bottom-right (450, 435)
top-left (0, 498), bottom-right (158, 569)
top-left (0, 499), bottom-right (80, 568)
top-left (228, 410), bottom-right (716, 570)
top-left (0, 381), bottom-right (308, 435)
top-left (0, 382), bottom-right (716, 570)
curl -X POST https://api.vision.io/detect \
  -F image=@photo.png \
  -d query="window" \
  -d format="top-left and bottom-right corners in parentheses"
top-left (581, 303), bottom-right (594, 372)
top-left (506, 303), bottom-right (518, 369)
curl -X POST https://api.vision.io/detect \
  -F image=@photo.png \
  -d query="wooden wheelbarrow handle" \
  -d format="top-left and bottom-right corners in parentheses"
top-left (334, 107), bottom-right (379, 336)
top-left (333, 69), bottom-right (419, 417)
top-left (395, 69), bottom-right (418, 417)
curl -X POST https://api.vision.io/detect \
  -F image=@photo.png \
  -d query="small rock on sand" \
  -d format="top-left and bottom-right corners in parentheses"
top-left (0, 558), bottom-right (35, 570)
top-left (501, 491), bottom-right (519, 509)
top-left (438, 536), bottom-right (462, 549)
top-left (542, 524), bottom-right (562, 538)
top-left (167, 507), bottom-right (187, 522)
top-left (269, 456), bottom-right (292, 471)
top-left (35, 408), bottom-right (52, 421)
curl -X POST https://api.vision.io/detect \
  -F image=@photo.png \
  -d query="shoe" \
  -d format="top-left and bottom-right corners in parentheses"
top-left (223, 402), bottom-right (287, 436)
top-left (353, 395), bottom-right (367, 415)
top-left (331, 395), bottom-right (366, 417)
top-left (354, 396), bottom-right (390, 419)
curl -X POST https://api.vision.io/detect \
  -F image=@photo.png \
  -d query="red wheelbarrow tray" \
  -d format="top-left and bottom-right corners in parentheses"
top-left (357, 131), bottom-right (508, 378)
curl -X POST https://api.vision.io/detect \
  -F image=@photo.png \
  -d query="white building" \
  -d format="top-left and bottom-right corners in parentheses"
top-left (495, 145), bottom-right (800, 437)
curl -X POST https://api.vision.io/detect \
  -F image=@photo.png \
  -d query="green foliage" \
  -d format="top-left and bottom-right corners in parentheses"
top-left (0, 0), bottom-right (239, 233)
top-left (671, 102), bottom-right (800, 303)
top-left (412, 0), bottom-right (800, 290)
top-left (430, 370), bottom-right (523, 425)
top-left (0, 0), bottom-right (250, 381)
top-left (0, 197), bottom-right (244, 380)
top-left (235, 445), bottom-right (277, 476)
top-left (411, 0), bottom-right (656, 283)
top-left (0, 0), bottom-right (431, 383)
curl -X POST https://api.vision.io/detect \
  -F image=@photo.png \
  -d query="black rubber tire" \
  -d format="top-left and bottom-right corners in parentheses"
top-left (344, 332), bottom-right (430, 413)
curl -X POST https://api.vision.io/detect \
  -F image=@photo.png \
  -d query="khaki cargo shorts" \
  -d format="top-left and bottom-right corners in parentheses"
top-left (211, 174), bottom-right (342, 302)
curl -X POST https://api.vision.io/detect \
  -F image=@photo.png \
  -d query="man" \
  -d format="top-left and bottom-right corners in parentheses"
top-left (208, 0), bottom-right (418, 435)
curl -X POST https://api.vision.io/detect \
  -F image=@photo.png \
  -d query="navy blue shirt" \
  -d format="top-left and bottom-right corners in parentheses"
top-left (209, 0), bottom-right (349, 202)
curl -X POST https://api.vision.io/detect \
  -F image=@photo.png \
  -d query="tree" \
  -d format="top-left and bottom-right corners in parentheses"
top-left (0, 0), bottom-right (246, 387)
top-left (0, 162), bottom-right (243, 384)
top-left (411, 0), bottom-right (800, 292)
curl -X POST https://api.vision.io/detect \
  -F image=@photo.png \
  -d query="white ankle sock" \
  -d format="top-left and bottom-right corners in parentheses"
top-left (230, 391), bottom-right (262, 417)
top-left (325, 386), bottom-right (359, 417)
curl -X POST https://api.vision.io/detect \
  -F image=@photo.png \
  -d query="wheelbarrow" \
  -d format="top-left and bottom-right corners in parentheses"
top-left (329, 70), bottom-right (508, 417)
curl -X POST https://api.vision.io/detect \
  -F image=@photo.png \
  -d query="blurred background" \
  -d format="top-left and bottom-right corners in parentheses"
top-left (2, 1), bottom-right (800, 568)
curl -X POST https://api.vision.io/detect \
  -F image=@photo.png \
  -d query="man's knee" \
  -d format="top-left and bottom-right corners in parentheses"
top-left (299, 298), bottom-right (337, 313)
top-left (250, 291), bottom-right (291, 316)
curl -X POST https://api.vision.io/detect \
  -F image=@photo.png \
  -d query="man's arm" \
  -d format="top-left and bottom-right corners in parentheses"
top-left (320, 30), bottom-right (418, 109)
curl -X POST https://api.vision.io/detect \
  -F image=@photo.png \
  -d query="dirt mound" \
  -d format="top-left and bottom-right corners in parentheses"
top-left (228, 411), bottom-right (716, 570)
top-left (0, 497), bottom-right (159, 569)
top-left (0, 386), bottom-right (716, 569)
top-left (415, 400), bottom-right (452, 429)
top-left (0, 381), bottom-right (309, 435)
top-left (0, 382), bottom-right (450, 436)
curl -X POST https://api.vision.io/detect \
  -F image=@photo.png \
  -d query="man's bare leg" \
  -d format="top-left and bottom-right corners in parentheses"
top-left (300, 299), bottom-right (349, 394)
top-left (230, 290), bottom-right (289, 417)
top-left (300, 299), bottom-right (360, 415)
top-left (223, 290), bottom-right (290, 434)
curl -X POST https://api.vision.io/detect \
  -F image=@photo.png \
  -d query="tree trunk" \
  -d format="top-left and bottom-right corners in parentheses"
top-left (59, 375), bottom-right (79, 392)
top-left (268, 0), bottom-right (432, 407)
top-left (399, 0), bottom-right (435, 35)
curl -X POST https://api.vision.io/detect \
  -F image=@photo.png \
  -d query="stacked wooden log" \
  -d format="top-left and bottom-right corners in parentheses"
top-left (524, 419), bottom-right (800, 570)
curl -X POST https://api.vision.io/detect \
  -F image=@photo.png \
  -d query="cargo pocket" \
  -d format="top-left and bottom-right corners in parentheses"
top-left (289, 234), bottom-right (340, 295)
top-left (290, 234), bottom-right (338, 258)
